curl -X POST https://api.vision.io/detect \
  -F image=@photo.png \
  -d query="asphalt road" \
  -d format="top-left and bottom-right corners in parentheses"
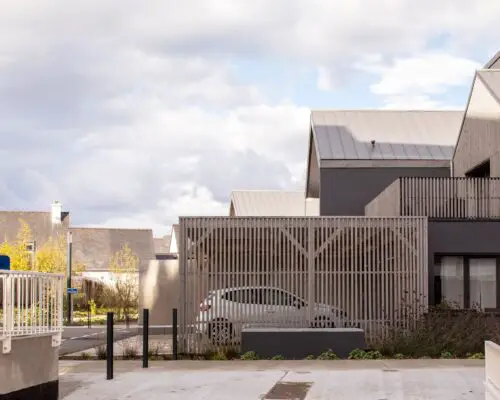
top-left (60, 326), bottom-right (138, 356)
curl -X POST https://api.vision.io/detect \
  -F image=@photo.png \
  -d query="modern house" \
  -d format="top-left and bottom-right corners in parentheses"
top-left (139, 51), bottom-right (500, 352)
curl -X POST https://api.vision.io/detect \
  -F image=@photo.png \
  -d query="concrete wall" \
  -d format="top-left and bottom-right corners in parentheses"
top-left (139, 259), bottom-right (179, 326)
top-left (453, 76), bottom-right (500, 177)
top-left (427, 220), bottom-right (500, 304)
top-left (0, 335), bottom-right (58, 399)
top-left (319, 166), bottom-right (450, 216)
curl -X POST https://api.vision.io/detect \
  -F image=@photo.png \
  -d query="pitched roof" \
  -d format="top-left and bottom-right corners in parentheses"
top-left (477, 70), bottom-right (500, 102)
top-left (0, 211), bottom-right (70, 246)
top-left (230, 190), bottom-right (306, 216)
top-left (310, 110), bottom-right (463, 161)
top-left (154, 235), bottom-right (171, 255)
top-left (483, 51), bottom-right (500, 69)
top-left (71, 227), bottom-right (155, 271)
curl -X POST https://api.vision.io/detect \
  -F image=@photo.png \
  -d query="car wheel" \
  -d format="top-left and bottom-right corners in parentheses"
top-left (208, 319), bottom-right (233, 345)
top-left (312, 316), bottom-right (334, 328)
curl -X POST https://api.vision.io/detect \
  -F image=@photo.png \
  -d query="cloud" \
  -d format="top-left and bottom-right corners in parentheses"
top-left (0, 1), bottom-right (499, 236)
top-left (356, 52), bottom-right (481, 108)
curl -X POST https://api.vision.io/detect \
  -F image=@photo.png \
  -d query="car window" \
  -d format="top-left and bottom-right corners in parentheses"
top-left (222, 289), bottom-right (261, 304)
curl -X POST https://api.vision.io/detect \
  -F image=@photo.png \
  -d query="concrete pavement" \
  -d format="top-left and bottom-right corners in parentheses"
top-left (59, 359), bottom-right (486, 399)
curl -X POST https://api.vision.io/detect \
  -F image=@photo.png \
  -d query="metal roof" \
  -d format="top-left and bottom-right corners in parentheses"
top-left (484, 51), bottom-right (500, 69)
top-left (311, 110), bottom-right (463, 160)
top-left (230, 190), bottom-right (307, 216)
top-left (477, 70), bottom-right (500, 102)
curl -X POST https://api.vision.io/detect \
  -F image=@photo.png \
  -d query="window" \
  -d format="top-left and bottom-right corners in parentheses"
top-left (434, 256), bottom-right (498, 309)
top-left (223, 289), bottom-right (261, 304)
top-left (435, 256), bottom-right (464, 307)
top-left (470, 258), bottom-right (496, 310)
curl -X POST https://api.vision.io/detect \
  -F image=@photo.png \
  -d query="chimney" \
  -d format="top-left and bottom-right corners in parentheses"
top-left (51, 201), bottom-right (62, 224)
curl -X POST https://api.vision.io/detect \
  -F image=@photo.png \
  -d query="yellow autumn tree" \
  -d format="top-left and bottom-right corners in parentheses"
top-left (104, 243), bottom-right (139, 321)
top-left (0, 219), bottom-right (34, 270)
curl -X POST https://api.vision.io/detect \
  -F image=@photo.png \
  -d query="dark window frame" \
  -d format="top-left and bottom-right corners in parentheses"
top-left (433, 254), bottom-right (500, 309)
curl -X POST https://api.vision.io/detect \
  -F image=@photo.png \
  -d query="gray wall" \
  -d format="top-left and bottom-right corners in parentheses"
top-left (0, 335), bottom-right (58, 396)
top-left (427, 220), bottom-right (500, 304)
top-left (319, 167), bottom-right (450, 216)
top-left (139, 259), bottom-right (179, 326)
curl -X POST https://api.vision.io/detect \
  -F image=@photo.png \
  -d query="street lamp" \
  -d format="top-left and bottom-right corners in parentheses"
top-left (67, 231), bottom-right (73, 325)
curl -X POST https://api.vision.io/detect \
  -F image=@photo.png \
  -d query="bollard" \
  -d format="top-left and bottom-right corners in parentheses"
top-left (172, 308), bottom-right (178, 360)
top-left (106, 312), bottom-right (114, 380)
top-left (87, 303), bottom-right (91, 329)
top-left (143, 309), bottom-right (149, 368)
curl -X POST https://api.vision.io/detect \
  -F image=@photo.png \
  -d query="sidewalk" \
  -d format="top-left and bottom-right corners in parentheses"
top-left (59, 359), bottom-right (485, 399)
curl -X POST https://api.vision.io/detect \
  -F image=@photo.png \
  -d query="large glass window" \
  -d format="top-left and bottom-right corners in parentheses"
top-left (436, 256), bottom-right (464, 308)
top-left (469, 258), bottom-right (496, 310)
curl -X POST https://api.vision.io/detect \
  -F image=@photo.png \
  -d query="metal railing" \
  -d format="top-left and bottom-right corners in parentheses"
top-left (0, 270), bottom-right (64, 353)
top-left (365, 177), bottom-right (500, 219)
top-left (485, 341), bottom-right (500, 400)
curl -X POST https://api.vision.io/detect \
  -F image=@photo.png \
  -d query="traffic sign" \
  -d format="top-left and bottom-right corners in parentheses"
top-left (0, 255), bottom-right (10, 270)
top-left (67, 288), bottom-right (78, 295)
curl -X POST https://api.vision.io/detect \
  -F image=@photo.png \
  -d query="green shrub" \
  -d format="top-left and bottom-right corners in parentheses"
top-left (304, 355), bottom-right (316, 360)
top-left (364, 350), bottom-right (383, 360)
top-left (317, 349), bottom-right (340, 360)
top-left (373, 303), bottom-right (500, 359)
top-left (393, 353), bottom-right (405, 359)
top-left (467, 352), bottom-right (485, 360)
top-left (80, 352), bottom-right (91, 360)
top-left (240, 351), bottom-right (260, 360)
top-left (440, 351), bottom-right (454, 359)
top-left (348, 349), bottom-right (367, 360)
top-left (211, 351), bottom-right (228, 360)
top-left (122, 343), bottom-right (138, 360)
top-left (271, 355), bottom-right (285, 360)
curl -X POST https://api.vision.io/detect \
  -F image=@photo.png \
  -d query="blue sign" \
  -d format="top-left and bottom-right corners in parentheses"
top-left (67, 288), bottom-right (78, 295)
top-left (0, 255), bottom-right (10, 270)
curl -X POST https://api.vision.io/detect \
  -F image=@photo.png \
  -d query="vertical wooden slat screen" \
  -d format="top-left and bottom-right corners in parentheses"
top-left (178, 217), bottom-right (428, 354)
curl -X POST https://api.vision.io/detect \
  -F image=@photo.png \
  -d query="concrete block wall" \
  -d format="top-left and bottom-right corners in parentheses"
top-left (0, 335), bottom-right (58, 399)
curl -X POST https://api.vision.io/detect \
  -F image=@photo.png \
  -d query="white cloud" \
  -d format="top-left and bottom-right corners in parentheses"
top-left (357, 52), bottom-right (481, 108)
top-left (1, 1), bottom-right (500, 235)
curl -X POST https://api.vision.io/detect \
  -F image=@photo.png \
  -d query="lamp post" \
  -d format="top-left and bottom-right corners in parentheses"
top-left (67, 231), bottom-right (73, 325)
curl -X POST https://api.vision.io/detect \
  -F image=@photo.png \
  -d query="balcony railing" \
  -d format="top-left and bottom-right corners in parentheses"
top-left (365, 177), bottom-right (500, 219)
top-left (0, 270), bottom-right (64, 353)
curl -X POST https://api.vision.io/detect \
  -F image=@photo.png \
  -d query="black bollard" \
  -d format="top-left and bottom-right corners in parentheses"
top-left (87, 303), bottom-right (91, 329)
top-left (172, 308), bottom-right (178, 360)
top-left (143, 309), bottom-right (149, 368)
top-left (106, 312), bottom-right (114, 380)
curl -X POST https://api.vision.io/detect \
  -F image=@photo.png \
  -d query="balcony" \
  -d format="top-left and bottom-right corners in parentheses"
top-left (365, 177), bottom-right (500, 219)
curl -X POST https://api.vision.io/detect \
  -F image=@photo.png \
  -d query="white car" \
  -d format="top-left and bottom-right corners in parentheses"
top-left (196, 286), bottom-right (347, 344)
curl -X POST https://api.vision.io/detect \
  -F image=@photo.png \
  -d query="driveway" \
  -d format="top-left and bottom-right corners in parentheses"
top-left (60, 326), bottom-right (138, 356)
top-left (59, 359), bottom-right (485, 399)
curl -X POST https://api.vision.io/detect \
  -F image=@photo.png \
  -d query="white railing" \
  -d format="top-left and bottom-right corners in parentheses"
top-left (486, 341), bottom-right (500, 400)
top-left (0, 270), bottom-right (64, 353)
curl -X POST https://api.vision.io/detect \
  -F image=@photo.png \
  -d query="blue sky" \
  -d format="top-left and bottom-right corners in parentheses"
top-left (0, 1), bottom-right (500, 235)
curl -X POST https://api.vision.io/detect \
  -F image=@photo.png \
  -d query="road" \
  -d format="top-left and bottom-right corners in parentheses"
top-left (60, 326), bottom-right (138, 355)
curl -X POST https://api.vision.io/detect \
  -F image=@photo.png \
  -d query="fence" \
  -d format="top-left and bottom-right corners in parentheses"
top-left (178, 216), bottom-right (428, 354)
top-left (366, 177), bottom-right (500, 219)
top-left (0, 270), bottom-right (64, 353)
top-left (486, 341), bottom-right (500, 400)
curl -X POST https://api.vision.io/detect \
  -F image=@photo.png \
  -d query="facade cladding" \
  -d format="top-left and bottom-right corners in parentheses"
top-left (306, 56), bottom-right (500, 310)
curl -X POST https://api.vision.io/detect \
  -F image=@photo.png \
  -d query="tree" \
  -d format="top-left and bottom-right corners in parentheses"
top-left (104, 243), bottom-right (139, 322)
top-left (0, 219), bottom-right (33, 270)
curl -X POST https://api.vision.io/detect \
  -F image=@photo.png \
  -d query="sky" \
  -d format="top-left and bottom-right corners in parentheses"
top-left (0, 1), bottom-right (499, 237)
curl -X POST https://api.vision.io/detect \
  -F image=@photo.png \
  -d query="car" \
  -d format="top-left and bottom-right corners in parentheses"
top-left (195, 286), bottom-right (347, 344)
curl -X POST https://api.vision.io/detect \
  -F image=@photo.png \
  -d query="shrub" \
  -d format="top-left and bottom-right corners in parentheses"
top-left (271, 355), bottom-right (285, 360)
top-left (96, 345), bottom-right (107, 360)
top-left (348, 349), bottom-right (367, 360)
top-left (80, 352), bottom-right (91, 360)
top-left (364, 350), bottom-right (383, 360)
top-left (240, 351), bottom-right (260, 360)
top-left (440, 351), bottom-right (454, 359)
top-left (148, 344), bottom-right (161, 359)
top-left (317, 350), bottom-right (340, 360)
top-left (211, 351), bottom-right (228, 360)
top-left (304, 355), bottom-right (316, 360)
top-left (467, 352), bottom-right (485, 360)
top-left (393, 353), bottom-right (405, 359)
top-left (122, 343), bottom-right (138, 360)
top-left (373, 302), bottom-right (500, 359)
